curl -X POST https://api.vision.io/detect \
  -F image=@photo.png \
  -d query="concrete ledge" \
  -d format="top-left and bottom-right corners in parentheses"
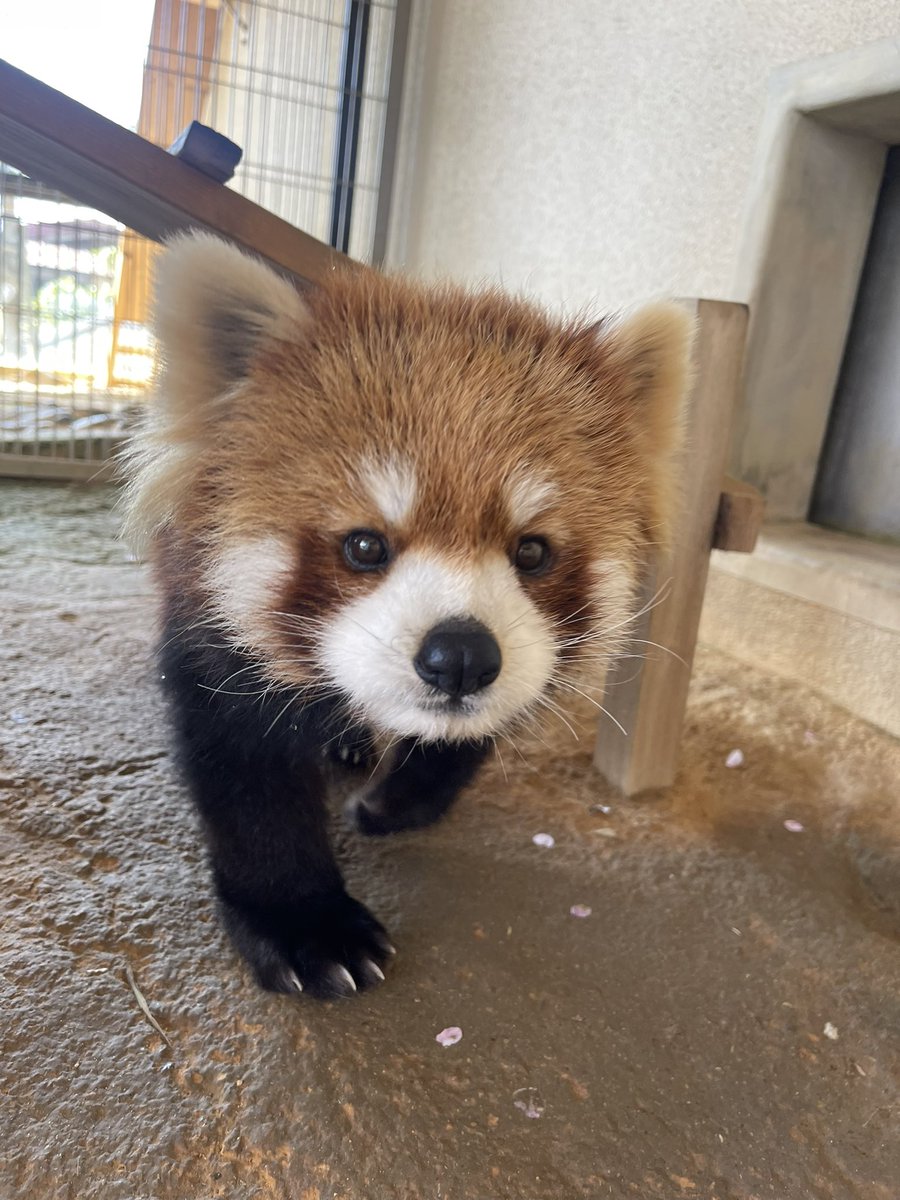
top-left (700, 522), bottom-right (900, 737)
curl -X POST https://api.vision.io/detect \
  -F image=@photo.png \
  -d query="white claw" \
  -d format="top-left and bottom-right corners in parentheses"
top-left (334, 965), bottom-right (357, 993)
top-left (367, 961), bottom-right (386, 983)
top-left (287, 970), bottom-right (304, 993)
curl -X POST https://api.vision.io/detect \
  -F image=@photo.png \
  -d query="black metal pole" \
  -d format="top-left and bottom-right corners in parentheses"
top-left (330, 0), bottom-right (371, 254)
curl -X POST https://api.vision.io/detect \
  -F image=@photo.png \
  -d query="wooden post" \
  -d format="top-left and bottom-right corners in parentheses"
top-left (593, 299), bottom-right (750, 795)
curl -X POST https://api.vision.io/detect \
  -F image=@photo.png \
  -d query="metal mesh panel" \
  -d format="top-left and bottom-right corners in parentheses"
top-left (147, 0), bottom-right (396, 251)
top-left (0, 167), bottom-right (131, 478)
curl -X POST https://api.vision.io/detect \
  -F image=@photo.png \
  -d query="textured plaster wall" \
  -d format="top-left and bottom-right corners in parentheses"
top-left (388, 0), bottom-right (900, 311)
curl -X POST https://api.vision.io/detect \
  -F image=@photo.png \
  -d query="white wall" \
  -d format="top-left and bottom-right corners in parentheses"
top-left (388, 0), bottom-right (900, 311)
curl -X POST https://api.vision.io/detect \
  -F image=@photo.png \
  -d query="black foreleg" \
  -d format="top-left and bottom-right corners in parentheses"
top-left (160, 629), bottom-right (392, 997)
top-left (347, 738), bottom-right (492, 836)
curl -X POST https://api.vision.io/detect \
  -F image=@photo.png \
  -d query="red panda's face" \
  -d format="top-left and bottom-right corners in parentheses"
top-left (127, 236), bottom-right (692, 744)
top-left (198, 447), bottom-right (637, 743)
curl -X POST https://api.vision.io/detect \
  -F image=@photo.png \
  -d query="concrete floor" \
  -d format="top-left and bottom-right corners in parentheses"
top-left (2, 480), bottom-right (899, 1200)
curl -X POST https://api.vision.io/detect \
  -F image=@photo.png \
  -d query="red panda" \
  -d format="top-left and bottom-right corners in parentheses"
top-left (124, 233), bottom-right (692, 999)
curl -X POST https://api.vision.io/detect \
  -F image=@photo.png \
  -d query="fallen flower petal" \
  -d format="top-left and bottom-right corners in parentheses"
top-left (512, 1087), bottom-right (545, 1119)
top-left (532, 833), bottom-right (555, 848)
top-left (570, 905), bottom-right (592, 919)
top-left (435, 1026), bottom-right (463, 1047)
top-left (725, 749), bottom-right (744, 768)
top-left (784, 819), bottom-right (805, 833)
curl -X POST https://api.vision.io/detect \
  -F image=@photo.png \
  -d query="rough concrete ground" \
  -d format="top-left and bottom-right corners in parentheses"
top-left (1, 480), bottom-right (898, 1200)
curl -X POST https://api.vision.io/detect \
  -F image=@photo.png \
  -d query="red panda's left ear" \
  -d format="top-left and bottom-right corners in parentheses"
top-left (602, 303), bottom-right (695, 551)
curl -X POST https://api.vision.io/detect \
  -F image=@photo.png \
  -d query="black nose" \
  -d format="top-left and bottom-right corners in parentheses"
top-left (414, 617), bottom-right (502, 698)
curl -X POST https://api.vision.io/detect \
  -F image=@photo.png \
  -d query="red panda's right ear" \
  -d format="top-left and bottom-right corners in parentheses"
top-left (153, 232), bottom-right (309, 413)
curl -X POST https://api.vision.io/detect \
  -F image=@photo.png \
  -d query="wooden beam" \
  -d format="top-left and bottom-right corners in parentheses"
top-left (0, 453), bottom-right (118, 484)
top-left (713, 476), bottom-right (765, 553)
top-left (715, 475), bottom-right (763, 554)
top-left (593, 299), bottom-right (749, 796)
top-left (0, 60), bottom-right (351, 288)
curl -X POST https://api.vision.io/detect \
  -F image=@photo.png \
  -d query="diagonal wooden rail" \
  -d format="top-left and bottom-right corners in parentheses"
top-left (0, 59), bottom-right (351, 287)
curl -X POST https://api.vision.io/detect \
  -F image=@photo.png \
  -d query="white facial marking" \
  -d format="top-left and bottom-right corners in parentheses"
top-left (505, 468), bottom-right (558, 527)
top-left (359, 456), bottom-right (417, 526)
top-left (318, 550), bottom-right (557, 742)
top-left (204, 535), bottom-right (295, 648)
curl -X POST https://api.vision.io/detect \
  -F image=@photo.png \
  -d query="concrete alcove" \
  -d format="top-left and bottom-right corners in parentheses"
top-left (702, 39), bottom-right (900, 738)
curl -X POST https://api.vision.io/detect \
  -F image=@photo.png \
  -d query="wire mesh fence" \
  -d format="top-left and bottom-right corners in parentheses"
top-left (0, 0), bottom-right (401, 480)
top-left (0, 167), bottom-right (133, 478)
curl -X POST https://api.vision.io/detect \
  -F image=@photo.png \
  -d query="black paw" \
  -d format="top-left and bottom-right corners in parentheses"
top-left (221, 889), bottom-right (394, 999)
top-left (326, 727), bottom-right (373, 770)
top-left (345, 786), bottom-right (455, 837)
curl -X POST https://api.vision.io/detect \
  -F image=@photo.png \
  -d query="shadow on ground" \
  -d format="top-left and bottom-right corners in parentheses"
top-left (1, 481), bottom-right (898, 1199)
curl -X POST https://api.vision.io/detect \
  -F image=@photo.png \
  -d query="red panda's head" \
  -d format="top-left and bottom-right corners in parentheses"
top-left (126, 235), bottom-right (693, 743)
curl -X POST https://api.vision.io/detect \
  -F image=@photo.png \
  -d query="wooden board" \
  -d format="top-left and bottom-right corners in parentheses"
top-left (713, 476), bottom-right (765, 552)
top-left (593, 299), bottom-right (750, 795)
top-left (0, 453), bottom-right (118, 484)
top-left (0, 60), bottom-right (350, 288)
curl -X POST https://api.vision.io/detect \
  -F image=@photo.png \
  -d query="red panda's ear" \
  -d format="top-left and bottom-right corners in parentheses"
top-left (153, 232), bottom-right (309, 413)
top-left (600, 303), bottom-right (695, 550)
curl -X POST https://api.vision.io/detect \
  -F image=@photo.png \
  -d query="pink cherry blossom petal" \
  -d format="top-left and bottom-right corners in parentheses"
top-left (783, 819), bottom-right (805, 833)
top-left (570, 905), bottom-right (592, 918)
top-left (435, 1026), bottom-right (462, 1047)
top-left (532, 832), bottom-right (555, 848)
top-left (512, 1087), bottom-right (545, 1119)
top-left (725, 749), bottom-right (744, 768)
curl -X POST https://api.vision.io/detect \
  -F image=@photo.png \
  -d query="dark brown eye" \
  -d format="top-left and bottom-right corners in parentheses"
top-left (343, 530), bottom-right (390, 571)
top-left (514, 537), bottom-right (552, 575)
